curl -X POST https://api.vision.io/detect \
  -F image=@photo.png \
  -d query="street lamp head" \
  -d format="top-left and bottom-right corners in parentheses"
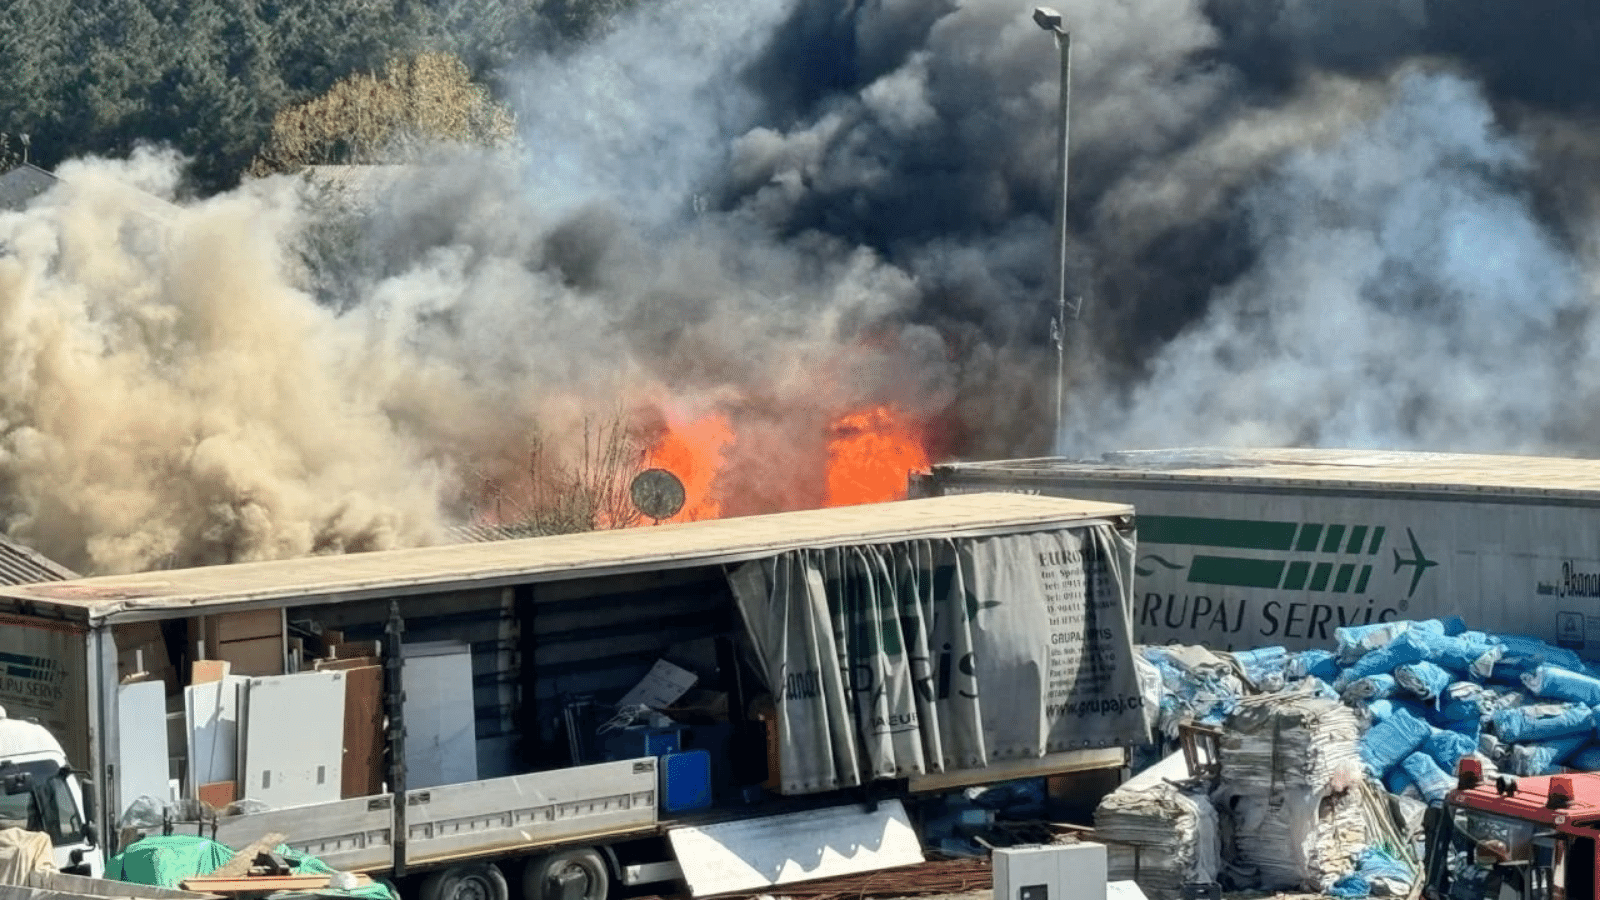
top-left (1033, 6), bottom-right (1066, 34)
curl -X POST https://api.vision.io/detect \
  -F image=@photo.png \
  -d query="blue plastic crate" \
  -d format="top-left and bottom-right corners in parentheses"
top-left (601, 727), bottom-right (681, 762)
top-left (661, 749), bottom-right (712, 813)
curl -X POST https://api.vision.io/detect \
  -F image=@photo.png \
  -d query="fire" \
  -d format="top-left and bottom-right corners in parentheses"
top-left (824, 406), bottom-right (931, 507)
top-left (646, 411), bottom-right (733, 521)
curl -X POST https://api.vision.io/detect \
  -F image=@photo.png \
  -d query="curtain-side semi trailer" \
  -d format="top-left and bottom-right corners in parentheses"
top-left (913, 449), bottom-right (1600, 655)
top-left (0, 493), bottom-right (1146, 900)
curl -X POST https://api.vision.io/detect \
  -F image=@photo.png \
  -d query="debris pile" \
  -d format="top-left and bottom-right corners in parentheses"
top-left (1108, 614), bottom-right (1600, 898)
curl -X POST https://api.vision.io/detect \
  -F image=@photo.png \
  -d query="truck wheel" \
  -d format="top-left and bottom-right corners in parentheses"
top-left (420, 862), bottom-right (509, 900)
top-left (522, 848), bottom-right (609, 900)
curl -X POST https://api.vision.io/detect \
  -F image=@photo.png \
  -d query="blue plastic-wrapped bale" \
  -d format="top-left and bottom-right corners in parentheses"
top-left (1438, 716), bottom-right (1481, 739)
top-left (1523, 664), bottom-right (1600, 705)
top-left (1479, 732), bottom-right (1505, 763)
top-left (1566, 743), bottom-right (1600, 771)
top-left (1289, 648), bottom-right (1339, 682)
top-left (1343, 673), bottom-right (1400, 703)
top-left (1336, 620), bottom-right (1414, 661)
top-left (1330, 847), bottom-right (1414, 899)
top-left (1362, 706), bottom-right (1432, 777)
top-left (1231, 646), bottom-right (1289, 692)
top-left (1339, 631), bottom-right (1427, 683)
top-left (1405, 629), bottom-right (1502, 678)
top-left (1327, 873), bottom-right (1369, 899)
top-left (1492, 703), bottom-right (1594, 743)
top-left (1422, 727), bottom-right (1478, 774)
top-left (1507, 734), bottom-right (1588, 777)
top-left (1367, 698), bottom-right (1431, 725)
top-left (1493, 635), bottom-right (1586, 677)
top-left (1437, 682), bottom-right (1488, 724)
top-left (1383, 766), bottom-right (1414, 796)
top-left (1395, 660), bottom-right (1453, 702)
top-left (1402, 751), bottom-right (1457, 804)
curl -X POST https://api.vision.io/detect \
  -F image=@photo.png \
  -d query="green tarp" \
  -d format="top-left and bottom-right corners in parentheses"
top-left (107, 834), bottom-right (395, 899)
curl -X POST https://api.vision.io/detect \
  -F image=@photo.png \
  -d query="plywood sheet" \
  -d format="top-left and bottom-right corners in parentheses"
top-left (190, 659), bottom-right (230, 684)
top-left (667, 800), bottom-right (923, 897)
top-left (401, 642), bottom-right (476, 789)
top-left (239, 671), bottom-right (345, 809)
top-left (339, 665), bottom-right (384, 798)
top-left (186, 674), bottom-right (248, 796)
top-left (116, 680), bottom-right (170, 817)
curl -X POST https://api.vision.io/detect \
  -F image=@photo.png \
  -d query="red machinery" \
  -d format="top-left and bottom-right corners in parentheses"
top-left (1424, 758), bottom-right (1599, 899)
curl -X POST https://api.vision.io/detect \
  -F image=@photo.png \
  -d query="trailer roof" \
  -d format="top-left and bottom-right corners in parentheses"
top-left (927, 448), bottom-right (1600, 499)
top-left (0, 493), bottom-right (1130, 623)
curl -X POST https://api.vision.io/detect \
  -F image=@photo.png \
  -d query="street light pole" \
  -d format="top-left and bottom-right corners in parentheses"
top-left (1033, 7), bottom-right (1071, 455)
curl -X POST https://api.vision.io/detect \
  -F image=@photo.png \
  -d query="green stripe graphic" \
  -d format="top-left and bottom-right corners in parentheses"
top-left (1187, 556), bottom-right (1287, 588)
top-left (1141, 515), bottom-right (1297, 551)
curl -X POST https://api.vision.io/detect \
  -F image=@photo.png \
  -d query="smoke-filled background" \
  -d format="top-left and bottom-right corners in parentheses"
top-left (4, 0), bottom-right (1600, 574)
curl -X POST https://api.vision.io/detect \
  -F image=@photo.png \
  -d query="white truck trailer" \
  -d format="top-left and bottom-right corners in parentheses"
top-left (913, 449), bottom-right (1600, 655)
top-left (0, 494), bottom-right (1146, 900)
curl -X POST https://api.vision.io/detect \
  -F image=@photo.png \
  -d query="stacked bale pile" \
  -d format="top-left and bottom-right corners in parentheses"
top-left (1093, 753), bottom-right (1221, 900)
top-left (1214, 690), bottom-right (1366, 892)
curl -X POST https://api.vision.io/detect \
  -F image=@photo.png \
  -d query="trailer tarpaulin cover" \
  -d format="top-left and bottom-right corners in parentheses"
top-left (728, 524), bottom-right (1147, 794)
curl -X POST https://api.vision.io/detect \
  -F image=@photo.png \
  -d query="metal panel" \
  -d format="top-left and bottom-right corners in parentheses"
top-left (239, 671), bottom-right (345, 808)
top-left (0, 494), bottom-right (1132, 622)
top-left (115, 680), bottom-right (169, 816)
top-left (667, 799), bottom-right (924, 897)
top-left (186, 675), bottom-right (246, 790)
top-left (402, 643), bottom-right (477, 789)
top-left (211, 794), bottom-right (395, 873)
top-left (403, 758), bottom-right (658, 866)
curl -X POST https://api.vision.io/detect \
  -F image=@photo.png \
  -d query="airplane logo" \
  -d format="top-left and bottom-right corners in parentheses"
top-left (1392, 528), bottom-right (1437, 598)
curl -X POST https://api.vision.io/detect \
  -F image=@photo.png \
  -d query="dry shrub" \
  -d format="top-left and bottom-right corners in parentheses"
top-left (250, 53), bottom-right (516, 176)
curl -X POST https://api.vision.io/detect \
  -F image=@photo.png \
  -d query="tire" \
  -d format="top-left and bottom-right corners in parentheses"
top-left (419, 862), bottom-right (510, 900)
top-left (522, 848), bottom-right (610, 900)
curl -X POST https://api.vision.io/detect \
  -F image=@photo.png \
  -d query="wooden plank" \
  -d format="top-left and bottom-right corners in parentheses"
top-left (205, 831), bottom-right (286, 880)
top-left (312, 656), bottom-right (378, 672)
top-left (181, 874), bottom-right (371, 892)
top-left (30, 870), bottom-right (219, 899)
top-left (326, 640), bottom-right (381, 661)
top-left (339, 666), bottom-right (384, 799)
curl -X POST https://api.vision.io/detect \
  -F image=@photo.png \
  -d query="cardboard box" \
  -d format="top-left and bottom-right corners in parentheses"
top-left (213, 636), bottom-right (283, 677)
top-left (206, 609), bottom-right (281, 647)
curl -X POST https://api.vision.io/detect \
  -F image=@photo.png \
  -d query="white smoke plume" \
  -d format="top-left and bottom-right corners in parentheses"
top-left (5, 0), bottom-right (1600, 572)
top-left (1068, 68), bottom-right (1598, 454)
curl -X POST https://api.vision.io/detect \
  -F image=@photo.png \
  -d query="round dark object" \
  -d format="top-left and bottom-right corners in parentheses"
top-left (630, 468), bottom-right (686, 520)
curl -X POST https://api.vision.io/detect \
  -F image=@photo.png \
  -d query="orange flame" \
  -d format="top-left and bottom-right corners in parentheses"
top-left (824, 406), bottom-right (931, 507)
top-left (646, 411), bottom-right (733, 521)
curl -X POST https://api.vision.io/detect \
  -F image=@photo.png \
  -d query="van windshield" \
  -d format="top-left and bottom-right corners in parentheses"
top-left (0, 762), bottom-right (85, 845)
